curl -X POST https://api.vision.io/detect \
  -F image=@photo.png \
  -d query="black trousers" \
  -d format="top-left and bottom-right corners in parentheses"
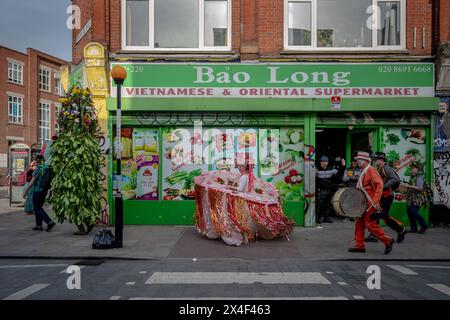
top-left (371, 195), bottom-right (404, 234)
top-left (316, 190), bottom-right (331, 221)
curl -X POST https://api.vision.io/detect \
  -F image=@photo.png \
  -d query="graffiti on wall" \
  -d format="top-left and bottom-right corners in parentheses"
top-left (433, 151), bottom-right (450, 204)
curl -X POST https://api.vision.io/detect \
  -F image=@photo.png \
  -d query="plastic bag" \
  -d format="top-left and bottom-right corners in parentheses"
top-left (92, 229), bottom-right (115, 249)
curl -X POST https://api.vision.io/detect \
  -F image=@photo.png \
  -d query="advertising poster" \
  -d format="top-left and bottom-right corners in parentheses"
top-left (383, 127), bottom-right (426, 201)
top-left (135, 154), bottom-right (159, 200)
top-left (113, 128), bottom-right (159, 200)
top-left (162, 128), bottom-right (208, 200)
top-left (260, 128), bottom-right (305, 201)
top-left (211, 128), bottom-right (258, 176)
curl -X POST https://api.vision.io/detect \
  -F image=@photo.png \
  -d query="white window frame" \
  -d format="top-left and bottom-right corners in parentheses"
top-left (39, 100), bottom-right (51, 143)
top-left (7, 93), bottom-right (24, 124)
top-left (7, 59), bottom-right (24, 85)
top-left (284, 0), bottom-right (406, 51)
top-left (39, 66), bottom-right (52, 92)
top-left (54, 73), bottom-right (63, 96)
top-left (121, 0), bottom-right (232, 51)
top-left (54, 103), bottom-right (62, 133)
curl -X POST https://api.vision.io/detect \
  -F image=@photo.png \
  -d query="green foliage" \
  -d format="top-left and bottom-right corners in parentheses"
top-left (386, 133), bottom-right (400, 146)
top-left (49, 84), bottom-right (101, 227)
top-left (386, 150), bottom-right (400, 166)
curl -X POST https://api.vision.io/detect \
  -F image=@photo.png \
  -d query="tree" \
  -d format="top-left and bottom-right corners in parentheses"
top-left (50, 85), bottom-right (101, 235)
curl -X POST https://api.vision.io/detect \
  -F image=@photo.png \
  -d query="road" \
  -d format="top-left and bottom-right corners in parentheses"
top-left (1, 259), bottom-right (449, 300)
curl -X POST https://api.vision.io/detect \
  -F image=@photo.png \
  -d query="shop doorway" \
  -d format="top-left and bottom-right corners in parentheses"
top-left (316, 128), bottom-right (378, 167)
top-left (316, 128), bottom-right (347, 168)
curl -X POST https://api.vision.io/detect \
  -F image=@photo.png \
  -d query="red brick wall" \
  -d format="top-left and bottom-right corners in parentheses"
top-left (258, 0), bottom-right (283, 55)
top-left (407, 0), bottom-right (434, 55)
top-left (72, 0), bottom-right (93, 65)
top-left (440, 0), bottom-right (450, 43)
top-left (74, 0), bottom-right (435, 60)
top-left (0, 47), bottom-right (67, 185)
top-left (0, 47), bottom-right (29, 184)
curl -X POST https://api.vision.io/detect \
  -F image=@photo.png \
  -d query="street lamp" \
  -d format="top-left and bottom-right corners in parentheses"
top-left (111, 65), bottom-right (127, 248)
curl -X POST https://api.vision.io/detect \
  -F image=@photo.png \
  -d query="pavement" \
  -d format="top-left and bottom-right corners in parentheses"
top-left (0, 191), bottom-right (449, 261)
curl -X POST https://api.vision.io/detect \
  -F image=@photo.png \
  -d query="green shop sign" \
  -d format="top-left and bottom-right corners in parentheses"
top-left (111, 63), bottom-right (434, 99)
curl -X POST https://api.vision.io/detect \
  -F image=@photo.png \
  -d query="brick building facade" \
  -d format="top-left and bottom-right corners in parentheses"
top-left (69, 0), bottom-right (448, 226)
top-left (0, 46), bottom-right (68, 186)
top-left (72, 0), bottom-right (446, 63)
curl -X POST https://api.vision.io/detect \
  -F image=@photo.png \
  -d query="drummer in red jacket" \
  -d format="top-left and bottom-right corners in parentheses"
top-left (349, 151), bottom-right (395, 254)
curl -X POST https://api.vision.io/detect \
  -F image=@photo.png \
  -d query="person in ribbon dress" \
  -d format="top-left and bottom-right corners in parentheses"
top-left (348, 151), bottom-right (395, 254)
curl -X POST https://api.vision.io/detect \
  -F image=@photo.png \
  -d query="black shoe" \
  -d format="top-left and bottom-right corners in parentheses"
top-left (322, 219), bottom-right (333, 223)
top-left (365, 234), bottom-right (378, 242)
top-left (46, 221), bottom-right (56, 232)
top-left (397, 229), bottom-right (407, 243)
top-left (32, 226), bottom-right (43, 231)
top-left (408, 228), bottom-right (418, 233)
top-left (348, 247), bottom-right (366, 253)
top-left (316, 220), bottom-right (322, 225)
top-left (384, 239), bottom-right (394, 255)
top-left (418, 227), bottom-right (428, 234)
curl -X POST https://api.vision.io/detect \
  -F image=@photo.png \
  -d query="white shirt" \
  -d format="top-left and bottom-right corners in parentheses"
top-left (238, 174), bottom-right (249, 192)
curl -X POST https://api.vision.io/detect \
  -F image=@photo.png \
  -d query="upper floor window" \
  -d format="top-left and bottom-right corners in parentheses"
top-left (8, 94), bottom-right (23, 124)
top-left (39, 67), bottom-right (51, 92)
top-left (285, 0), bottom-right (405, 50)
top-left (39, 101), bottom-right (51, 142)
top-left (55, 76), bottom-right (63, 96)
top-left (8, 60), bottom-right (24, 85)
top-left (122, 0), bottom-right (231, 51)
top-left (55, 103), bottom-right (62, 133)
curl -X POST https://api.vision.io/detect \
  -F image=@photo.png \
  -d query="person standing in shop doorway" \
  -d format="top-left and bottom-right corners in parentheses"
top-left (365, 152), bottom-right (407, 243)
top-left (343, 158), bottom-right (361, 188)
top-left (348, 151), bottom-right (394, 254)
top-left (316, 155), bottom-right (343, 224)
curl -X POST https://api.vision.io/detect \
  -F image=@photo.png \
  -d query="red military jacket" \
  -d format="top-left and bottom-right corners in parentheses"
top-left (359, 166), bottom-right (384, 204)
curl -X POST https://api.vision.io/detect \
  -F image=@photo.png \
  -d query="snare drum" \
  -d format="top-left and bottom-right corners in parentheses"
top-left (332, 187), bottom-right (368, 218)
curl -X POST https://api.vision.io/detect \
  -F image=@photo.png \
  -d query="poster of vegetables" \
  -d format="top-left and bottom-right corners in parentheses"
top-left (162, 127), bottom-right (208, 200)
top-left (383, 127), bottom-right (426, 201)
top-left (211, 128), bottom-right (258, 176)
top-left (260, 128), bottom-right (305, 201)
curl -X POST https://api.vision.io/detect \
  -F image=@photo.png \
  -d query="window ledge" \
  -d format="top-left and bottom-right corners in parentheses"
top-left (263, 52), bottom-right (434, 62)
top-left (111, 51), bottom-right (240, 61)
top-left (8, 81), bottom-right (25, 87)
top-left (8, 123), bottom-right (25, 127)
top-left (280, 49), bottom-right (410, 55)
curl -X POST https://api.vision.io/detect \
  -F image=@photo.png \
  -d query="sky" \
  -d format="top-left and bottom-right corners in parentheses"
top-left (0, 0), bottom-right (72, 61)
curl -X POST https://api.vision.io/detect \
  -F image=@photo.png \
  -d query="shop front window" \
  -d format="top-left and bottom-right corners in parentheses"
top-left (113, 128), bottom-right (160, 200)
top-left (162, 127), bottom-right (209, 200)
top-left (285, 0), bottom-right (405, 50)
top-left (123, 0), bottom-right (231, 50)
top-left (114, 124), bottom-right (305, 203)
top-left (260, 128), bottom-right (305, 201)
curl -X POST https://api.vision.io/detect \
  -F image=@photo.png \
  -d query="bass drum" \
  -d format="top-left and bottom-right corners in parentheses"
top-left (332, 187), bottom-right (368, 218)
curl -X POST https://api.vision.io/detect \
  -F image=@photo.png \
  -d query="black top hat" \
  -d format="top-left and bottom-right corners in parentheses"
top-left (371, 151), bottom-right (387, 161)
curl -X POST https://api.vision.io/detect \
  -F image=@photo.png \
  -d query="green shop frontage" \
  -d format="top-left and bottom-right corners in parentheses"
top-left (107, 62), bottom-right (438, 227)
